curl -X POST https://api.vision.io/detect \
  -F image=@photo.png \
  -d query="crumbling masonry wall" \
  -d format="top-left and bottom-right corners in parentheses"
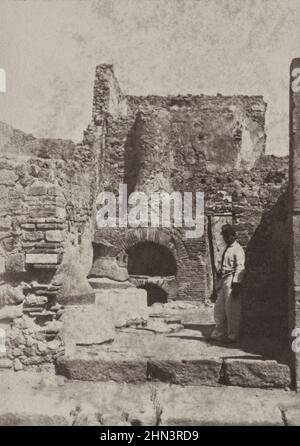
top-left (90, 65), bottom-right (288, 337)
top-left (0, 122), bottom-right (99, 371)
top-left (0, 64), bottom-right (289, 372)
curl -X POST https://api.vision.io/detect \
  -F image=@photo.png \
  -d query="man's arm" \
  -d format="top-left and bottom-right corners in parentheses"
top-left (231, 246), bottom-right (245, 298)
top-left (232, 246), bottom-right (245, 283)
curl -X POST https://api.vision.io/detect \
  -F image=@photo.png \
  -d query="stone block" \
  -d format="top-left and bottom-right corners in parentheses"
top-left (0, 170), bottom-right (17, 186)
top-left (27, 181), bottom-right (48, 196)
top-left (45, 230), bottom-right (63, 242)
top-left (147, 359), bottom-right (222, 386)
top-left (25, 295), bottom-right (48, 306)
top-left (23, 231), bottom-right (44, 241)
top-left (56, 207), bottom-right (66, 219)
top-left (5, 253), bottom-right (25, 273)
top-left (2, 236), bottom-right (17, 253)
top-left (0, 358), bottom-right (12, 369)
top-left (94, 287), bottom-right (148, 325)
top-left (21, 224), bottom-right (35, 230)
top-left (0, 216), bottom-right (11, 231)
top-left (0, 304), bottom-right (23, 321)
top-left (8, 187), bottom-right (24, 201)
top-left (158, 386), bottom-right (284, 426)
top-left (37, 223), bottom-right (64, 230)
top-left (88, 277), bottom-right (133, 290)
top-left (22, 356), bottom-right (44, 366)
top-left (62, 305), bottom-right (115, 353)
top-left (223, 358), bottom-right (291, 388)
top-left (89, 257), bottom-right (129, 281)
top-left (47, 185), bottom-right (63, 197)
top-left (13, 358), bottom-right (23, 371)
top-left (56, 356), bottom-right (147, 383)
top-left (58, 292), bottom-right (95, 305)
top-left (28, 206), bottom-right (57, 218)
top-left (25, 253), bottom-right (58, 264)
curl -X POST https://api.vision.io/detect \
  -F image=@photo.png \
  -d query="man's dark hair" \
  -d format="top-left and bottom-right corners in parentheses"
top-left (221, 224), bottom-right (236, 237)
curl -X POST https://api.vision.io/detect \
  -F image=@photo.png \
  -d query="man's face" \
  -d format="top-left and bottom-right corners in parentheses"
top-left (222, 232), bottom-right (236, 245)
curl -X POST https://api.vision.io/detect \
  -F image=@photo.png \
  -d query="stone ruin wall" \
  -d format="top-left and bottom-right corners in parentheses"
top-left (0, 64), bottom-right (289, 372)
top-left (91, 65), bottom-right (289, 337)
top-left (0, 123), bottom-right (99, 371)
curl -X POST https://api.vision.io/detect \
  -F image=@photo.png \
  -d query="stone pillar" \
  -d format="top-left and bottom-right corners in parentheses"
top-left (289, 58), bottom-right (300, 389)
top-left (92, 64), bottom-right (127, 123)
top-left (132, 109), bottom-right (173, 194)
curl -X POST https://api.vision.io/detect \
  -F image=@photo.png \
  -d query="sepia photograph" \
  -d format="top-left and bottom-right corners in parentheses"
top-left (0, 0), bottom-right (299, 431)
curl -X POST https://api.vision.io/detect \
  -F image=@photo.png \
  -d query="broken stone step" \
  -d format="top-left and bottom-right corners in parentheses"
top-left (56, 357), bottom-right (147, 383)
top-left (56, 356), bottom-right (223, 386)
top-left (147, 359), bottom-right (222, 386)
top-left (223, 358), bottom-right (291, 389)
top-left (55, 355), bottom-right (292, 389)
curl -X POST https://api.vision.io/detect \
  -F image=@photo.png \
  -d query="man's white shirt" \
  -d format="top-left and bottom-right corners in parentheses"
top-left (220, 240), bottom-right (245, 283)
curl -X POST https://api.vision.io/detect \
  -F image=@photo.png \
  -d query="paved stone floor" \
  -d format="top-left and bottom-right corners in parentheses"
top-left (57, 302), bottom-right (291, 388)
top-left (0, 370), bottom-right (299, 426)
top-left (1, 301), bottom-right (293, 426)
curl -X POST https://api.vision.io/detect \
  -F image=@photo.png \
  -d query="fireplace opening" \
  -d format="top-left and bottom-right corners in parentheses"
top-left (127, 241), bottom-right (177, 277)
top-left (138, 283), bottom-right (168, 306)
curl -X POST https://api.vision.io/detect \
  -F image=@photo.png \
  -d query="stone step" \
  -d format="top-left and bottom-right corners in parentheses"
top-left (56, 355), bottom-right (291, 389)
top-left (56, 302), bottom-right (291, 390)
top-left (56, 357), bottom-right (148, 384)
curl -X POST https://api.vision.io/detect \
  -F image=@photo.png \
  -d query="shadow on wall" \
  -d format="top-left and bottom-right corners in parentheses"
top-left (137, 283), bottom-right (168, 306)
top-left (241, 190), bottom-right (289, 339)
top-left (124, 117), bottom-right (141, 196)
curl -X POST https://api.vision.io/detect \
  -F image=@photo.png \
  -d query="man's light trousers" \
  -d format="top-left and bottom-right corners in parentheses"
top-left (211, 275), bottom-right (241, 341)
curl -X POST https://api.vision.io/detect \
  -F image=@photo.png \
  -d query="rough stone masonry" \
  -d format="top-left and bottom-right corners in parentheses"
top-left (0, 64), bottom-right (289, 384)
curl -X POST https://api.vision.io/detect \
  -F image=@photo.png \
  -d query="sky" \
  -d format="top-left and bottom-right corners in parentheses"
top-left (0, 0), bottom-right (299, 156)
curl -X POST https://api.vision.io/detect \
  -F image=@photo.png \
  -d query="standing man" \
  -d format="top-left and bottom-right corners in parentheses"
top-left (210, 224), bottom-right (245, 344)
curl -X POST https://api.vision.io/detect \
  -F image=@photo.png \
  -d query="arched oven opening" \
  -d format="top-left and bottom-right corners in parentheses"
top-left (127, 241), bottom-right (177, 277)
top-left (127, 241), bottom-right (177, 305)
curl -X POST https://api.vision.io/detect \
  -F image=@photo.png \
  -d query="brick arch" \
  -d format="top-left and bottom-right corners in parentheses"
top-left (113, 228), bottom-right (190, 300)
top-left (117, 228), bottom-right (189, 266)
